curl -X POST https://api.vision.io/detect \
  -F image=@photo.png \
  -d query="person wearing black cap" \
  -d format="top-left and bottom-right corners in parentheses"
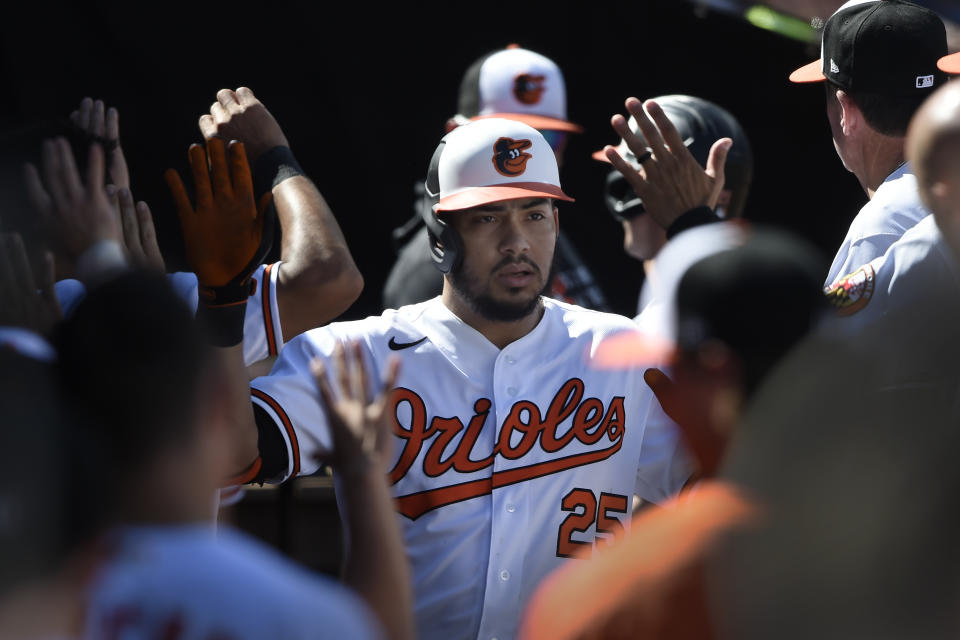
top-left (789, 0), bottom-right (948, 287)
top-left (518, 224), bottom-right (827, 640)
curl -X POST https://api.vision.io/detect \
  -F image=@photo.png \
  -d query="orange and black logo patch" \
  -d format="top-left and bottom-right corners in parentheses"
top-left (492, 137), bottom-right (533, 177)
top-left (513, 74), bottom-right (546, 105)
top-left (824, 264), bottom-right (875, 316)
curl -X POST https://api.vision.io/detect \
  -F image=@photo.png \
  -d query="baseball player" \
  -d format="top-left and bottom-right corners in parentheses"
top-left (788, 0), bottom-right (947, 287)
top-left (216, 118), bottom-right (691, 640)
top-left (593, 94), bottom-right (753, 317)
top-left (384, 44), bottom-right (610, 312)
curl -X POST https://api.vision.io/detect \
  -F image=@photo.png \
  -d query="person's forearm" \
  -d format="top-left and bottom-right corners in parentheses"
top-left (339, 465), bottom-right (414, 640)
top-left (210, 343), bottom-right (260, 478)
top-left (274, 175), bottom-right (364, 337)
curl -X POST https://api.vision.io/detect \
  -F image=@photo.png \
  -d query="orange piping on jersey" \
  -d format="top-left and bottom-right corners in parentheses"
top-left (224, 456), bottom-right (262, 486)
top-left (262, 263), bottom-right (278, 356)
top-left (394, 440), bottom-right (623, 520)
top-left (251, 387), bottom-right (301, 477)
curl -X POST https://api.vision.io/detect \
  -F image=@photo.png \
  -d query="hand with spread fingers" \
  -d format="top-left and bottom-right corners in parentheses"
top-left (199, 87), bottom-right (289, 164)
top-left (0, 233), bottom-right (61, 336)
top-left (24, 138), bottom-right (122, 263)
top-left (70, 97), bottom-right (130, 190)
top-left (312, 341), bottom-right (401, 476)
top-left (165, 138), bottom-right (264, 290)
top-left (106, 184), bottom-right (164, 271)
top-left (604, 97), bottom-right (732, 231)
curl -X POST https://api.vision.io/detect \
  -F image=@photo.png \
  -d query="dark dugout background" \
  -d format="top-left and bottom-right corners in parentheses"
top-left (0, 1), bottom-right (873, 318)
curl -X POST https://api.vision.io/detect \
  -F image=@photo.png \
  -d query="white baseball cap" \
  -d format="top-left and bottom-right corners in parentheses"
top-left (433, 118), bottom-right (574, 212)
top-left (457, 44), bottom-right (583, 133)
top-left (433, 118), bottom-right (573, 212)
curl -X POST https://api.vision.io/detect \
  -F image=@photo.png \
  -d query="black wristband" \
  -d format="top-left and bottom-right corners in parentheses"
top-left (195, 280), bottom-right (255, 347)
top-left (666, 206), bottom-right (722, 240)
top-left (252, 146), bottom-right (304, 200)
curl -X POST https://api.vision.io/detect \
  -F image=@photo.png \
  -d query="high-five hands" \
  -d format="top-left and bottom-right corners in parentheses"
top-left (25, 138), bottom-right (121, 265)
top-left (604, 97), bottom-right (731, 230)
top-left (0, 233), bottom-right (60, 336)
top-left (165, 138), bottom-right (264, 291)
top-left (198, 87), bottom-right (289, 162)
top-left (312, 341), bottom-right (401, 477)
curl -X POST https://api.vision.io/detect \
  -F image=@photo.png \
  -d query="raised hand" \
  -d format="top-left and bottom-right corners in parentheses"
top-left (0, 233), bottom-right (61, 336)
top-left (165, 138), bottom-right (263, 290)
top-left (604, 97), bottom-right (731, 230)
top-left (70, 97), bottom-right (130, 190)
top-left (311, 341), bottom-right (400, 476)
top-left (106, 185), bottom-right (164, 271)
top-left (198, 87), bottom-right (289, 162)
top-left (25, 138), bottom-right (122, 263)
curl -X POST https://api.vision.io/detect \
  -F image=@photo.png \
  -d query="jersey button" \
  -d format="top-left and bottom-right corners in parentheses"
top-left (506, 356), bottom-right (516, 365)
top-left (506, 503), bottom-right (516, 513)
top-left (507, 386), bottom-right (518, 396)
top-left (500, 570), bottom-right (510, 581)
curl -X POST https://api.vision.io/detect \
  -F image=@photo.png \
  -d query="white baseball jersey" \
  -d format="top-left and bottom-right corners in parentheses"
top-left (825, 162), bottom-right (931, 286)
top-left (55, 263), bottom-right (285, 367)
top-left (250, 296), bottom-right (691, 640)
top-left (822, 215), bottom-right (960, 386)
top-left (83, 524), bottom-right (383, 639)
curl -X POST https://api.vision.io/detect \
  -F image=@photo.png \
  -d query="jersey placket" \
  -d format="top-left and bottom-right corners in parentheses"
top-left (476, 343), bottom-right (528, 640)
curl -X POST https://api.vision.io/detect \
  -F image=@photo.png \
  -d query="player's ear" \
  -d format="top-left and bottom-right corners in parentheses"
top-left (836, 89), bottom-right (860, 136)
top-left (552, 205), bottom-right (559, 239)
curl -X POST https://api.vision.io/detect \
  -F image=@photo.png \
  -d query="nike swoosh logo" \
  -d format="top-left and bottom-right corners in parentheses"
top-left (388, 336), bottom-right (428, 351)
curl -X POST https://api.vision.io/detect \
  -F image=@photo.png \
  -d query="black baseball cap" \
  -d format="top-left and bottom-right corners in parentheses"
top-left (790, 0), bottom-right (947, 96)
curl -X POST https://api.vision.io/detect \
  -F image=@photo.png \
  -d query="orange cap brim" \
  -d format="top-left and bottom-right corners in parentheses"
top-left (592, 330), bottom-right (675, 369)
top-left (591, 149), bottom-right (612, 163)
top-left (789, 59), bottom-right (826, 83)
top-left (472, 113), bottom-right (584, 134)
top-left (938, 52), bottom-right (960, 74)
top-left (435, 182), bottom-right (574, 212)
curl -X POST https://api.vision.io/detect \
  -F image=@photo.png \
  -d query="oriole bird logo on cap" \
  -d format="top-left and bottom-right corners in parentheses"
top-left (513, 74), bottom-right (546, 105)
top-left (492, 137), bottom-right (533, 176)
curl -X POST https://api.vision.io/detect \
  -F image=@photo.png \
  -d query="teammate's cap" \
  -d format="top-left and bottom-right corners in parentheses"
top-left (938, 51), bottom-right (960, 74)
top-left (789, 0), bottom-right (947, 96)
top-left (433, 118), bottom-right (574, 212)
top-left (456, 44), bottom-right (583, 134)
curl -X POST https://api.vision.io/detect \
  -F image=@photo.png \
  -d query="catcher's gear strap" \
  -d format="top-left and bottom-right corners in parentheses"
top-left (667, 206), bottom-right (721, 240)
top-left (248, 402), bottom-right (290, 484)
top-left (253, 146), bottom-right (304, 202)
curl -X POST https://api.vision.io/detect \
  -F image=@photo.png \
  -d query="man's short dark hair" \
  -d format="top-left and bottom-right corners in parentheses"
top-left (827, 81), bottom-right (927, 138)
top-left (57, 270), bottom-right (210, 479)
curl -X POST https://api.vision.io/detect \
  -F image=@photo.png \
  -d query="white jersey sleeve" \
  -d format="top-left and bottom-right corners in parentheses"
top-left (249, 327), bottom-right (339, 482)
top-left (56, 264), bottom-right (285, 368)
top-left (83, 525), bottom-right (383, 640)
top-left (633, 376), bottom-right (693, 503)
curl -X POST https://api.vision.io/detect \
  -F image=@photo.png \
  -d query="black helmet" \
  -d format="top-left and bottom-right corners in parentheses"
top-left (601, 95), bottom-right (753, 221)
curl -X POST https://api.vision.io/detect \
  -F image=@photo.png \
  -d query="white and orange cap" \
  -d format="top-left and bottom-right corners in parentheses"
top-left (457, 45), bottom-right (583, 133)
top-left (433, 118), bottom-right (574, 213)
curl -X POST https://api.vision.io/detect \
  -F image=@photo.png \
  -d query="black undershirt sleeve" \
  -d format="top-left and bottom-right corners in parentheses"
top-left (251, 403), bottom-right (290, 484)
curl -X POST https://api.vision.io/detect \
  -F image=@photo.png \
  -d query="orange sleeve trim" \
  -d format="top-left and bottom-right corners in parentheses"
top-left (262, 263), bottom-right (278, 356)
top-left (224, 456), bottom-right (262, 486)
top-left (251, 387), bottom-right (300, 477)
